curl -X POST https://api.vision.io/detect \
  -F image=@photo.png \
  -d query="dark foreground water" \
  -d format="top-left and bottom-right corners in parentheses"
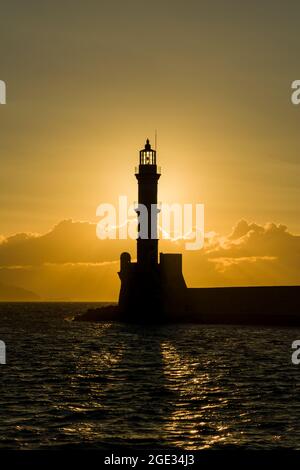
top-left (0, 302), bottom-right (300, 450)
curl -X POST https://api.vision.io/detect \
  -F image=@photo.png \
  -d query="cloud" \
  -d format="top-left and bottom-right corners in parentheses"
top-left (210, 256), bottom-right (277, 272)
top-left (206, 219), bottom-right (300, 264)
top-left (0, 218), bottom-right (299, 299)
top-left (0, 219), bottom-right (133, 266)
top-left (169, 219), bottom-right (300, 288)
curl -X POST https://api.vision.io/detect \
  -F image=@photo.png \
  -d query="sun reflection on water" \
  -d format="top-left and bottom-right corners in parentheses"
top-left (161, 341), bottom-right (236, 449)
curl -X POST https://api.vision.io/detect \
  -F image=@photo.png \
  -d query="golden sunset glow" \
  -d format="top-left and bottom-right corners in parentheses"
top-left (0, 1), bottom-right (299, 300)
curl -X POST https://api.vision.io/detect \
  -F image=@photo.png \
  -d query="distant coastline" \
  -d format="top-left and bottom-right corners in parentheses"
top-left (0, 283), bottom-right (39, 302)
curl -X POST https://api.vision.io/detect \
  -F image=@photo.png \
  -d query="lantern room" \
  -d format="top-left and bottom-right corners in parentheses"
top-left (139, 139), bottom-right (156, 165)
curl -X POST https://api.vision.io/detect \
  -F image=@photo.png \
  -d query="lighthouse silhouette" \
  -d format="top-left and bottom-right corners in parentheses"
top-left (136, 138), bottom-right (160, 268)
top-left (77, 139), bottom-right (300, 325)
top-left (118, 139), bottom-right (187, 322)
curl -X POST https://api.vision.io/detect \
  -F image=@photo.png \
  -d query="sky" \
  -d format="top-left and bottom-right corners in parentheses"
top-left (0, 0), bottom-right (299, 299)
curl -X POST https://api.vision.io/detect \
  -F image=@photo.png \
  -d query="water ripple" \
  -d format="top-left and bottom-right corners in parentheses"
top-left (0, 303), bottom-right (300, 449)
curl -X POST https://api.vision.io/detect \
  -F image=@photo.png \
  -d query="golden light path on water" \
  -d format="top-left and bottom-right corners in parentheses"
top-left (160, 341), bottom-right (235, 449)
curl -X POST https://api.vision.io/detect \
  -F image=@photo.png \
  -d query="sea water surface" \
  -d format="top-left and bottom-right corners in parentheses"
top-left (0, 302), bottom-right (300, 450)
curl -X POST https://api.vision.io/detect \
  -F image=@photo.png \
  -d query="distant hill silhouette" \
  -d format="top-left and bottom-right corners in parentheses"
top-left (0, 283), bottom-right (40, 301)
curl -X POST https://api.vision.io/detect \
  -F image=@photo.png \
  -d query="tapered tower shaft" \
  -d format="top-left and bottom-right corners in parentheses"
top-left (135, 139), bottom-right (160, 268)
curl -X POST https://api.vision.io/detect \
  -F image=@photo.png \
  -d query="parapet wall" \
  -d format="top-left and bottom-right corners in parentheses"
top-left (186, 285), bottom-right (300, 325)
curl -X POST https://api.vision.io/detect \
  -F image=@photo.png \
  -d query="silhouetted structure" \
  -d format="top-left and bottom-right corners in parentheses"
top-left (118, 139), bottom-right (187, 322)
top-left (77, 140), bottom-right (300, 325)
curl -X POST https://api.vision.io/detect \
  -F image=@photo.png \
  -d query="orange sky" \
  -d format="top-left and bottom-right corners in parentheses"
top-left (0, 1), bottom-right (299, 299)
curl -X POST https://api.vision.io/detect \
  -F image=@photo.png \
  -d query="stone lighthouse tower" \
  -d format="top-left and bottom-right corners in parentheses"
top-left (118, 139), bottom-right (187, 322)
top-left (118, 139), bottom-right (162, 320)
top-left (136, 138), bottom-right (160, 268)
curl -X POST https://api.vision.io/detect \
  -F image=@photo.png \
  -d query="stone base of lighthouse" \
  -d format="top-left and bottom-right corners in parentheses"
top-left (118, 251), bottom-right (188, 323)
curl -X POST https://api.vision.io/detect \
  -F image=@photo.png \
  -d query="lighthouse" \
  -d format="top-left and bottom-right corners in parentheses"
top-left (118, 139), bottom-right (187, 322)
top-left (77, 139), bottom-right (300, 326)
top-left (135, 138), bottom-right (160, 268)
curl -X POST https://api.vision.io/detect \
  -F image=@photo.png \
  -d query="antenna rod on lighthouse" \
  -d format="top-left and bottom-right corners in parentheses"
top-left (155, 129), bottom-right (157, 151)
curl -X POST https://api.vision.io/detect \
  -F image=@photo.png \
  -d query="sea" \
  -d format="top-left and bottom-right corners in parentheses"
top-left (0, 302), bottom-right (300, 450)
